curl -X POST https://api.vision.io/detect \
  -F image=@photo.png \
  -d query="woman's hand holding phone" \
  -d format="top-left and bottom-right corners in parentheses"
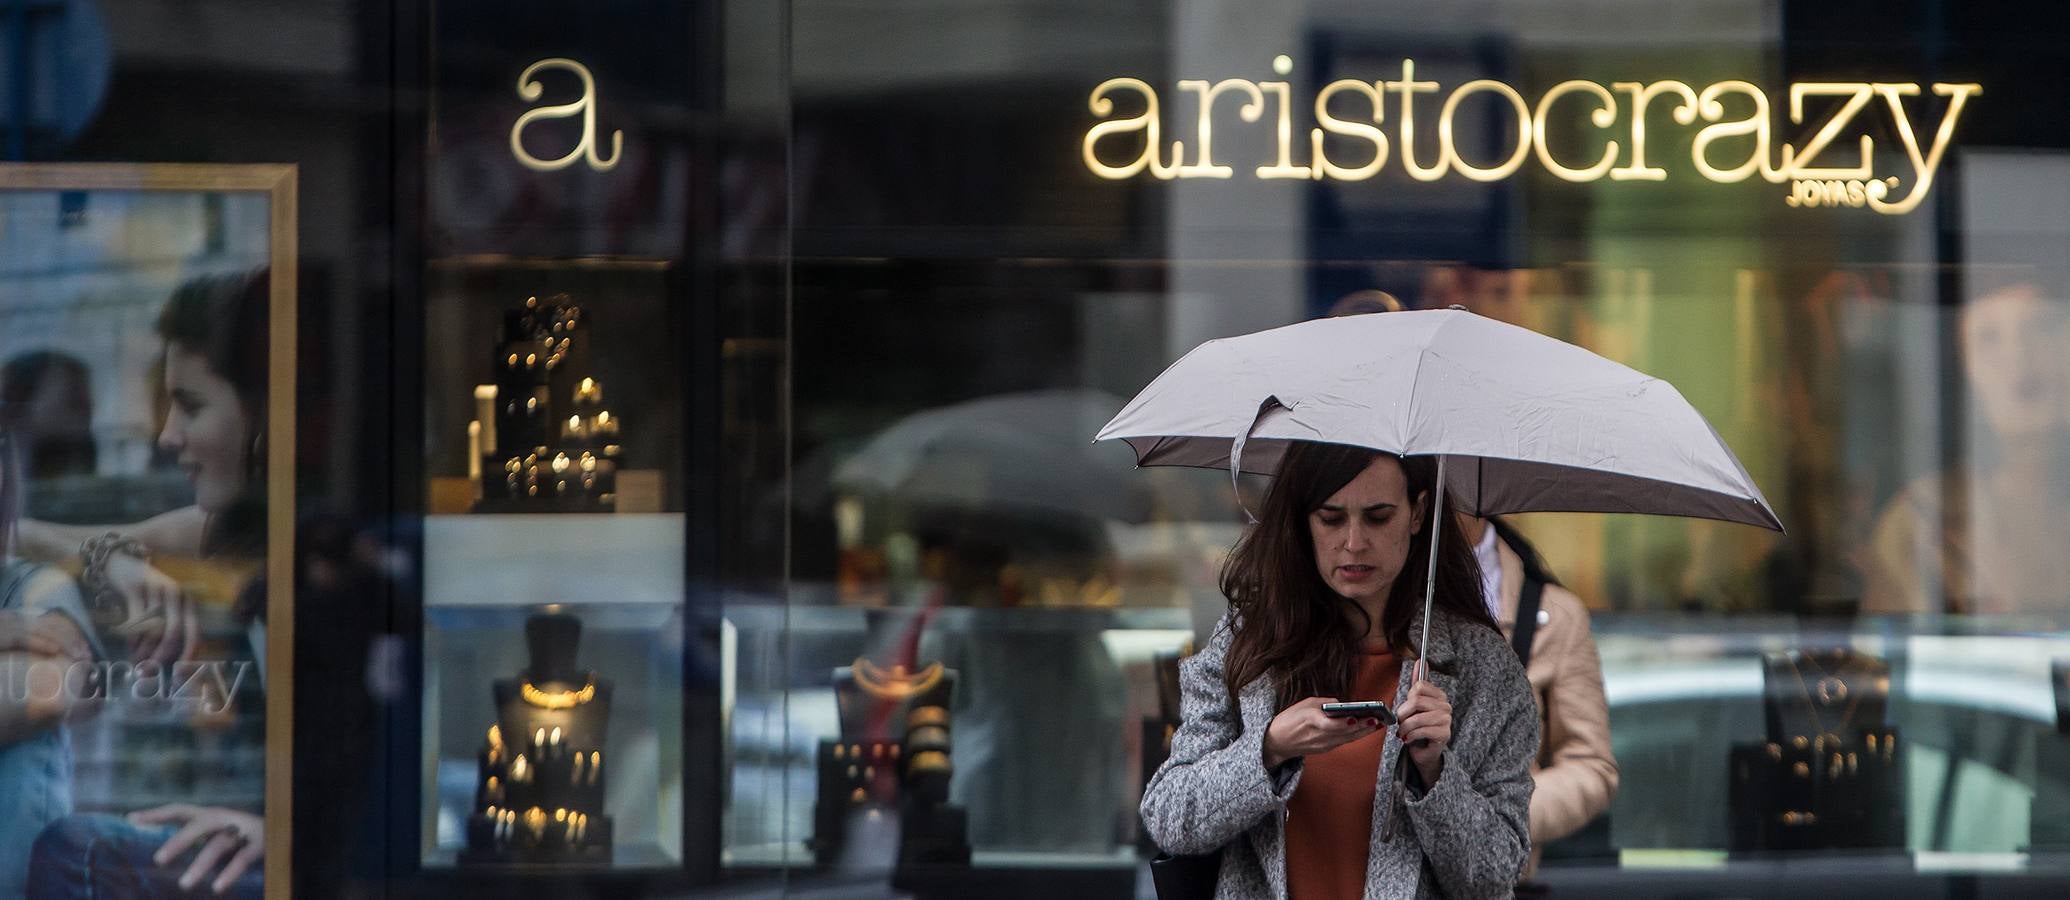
top-left (1263, 697), bottom-right (1384, 769)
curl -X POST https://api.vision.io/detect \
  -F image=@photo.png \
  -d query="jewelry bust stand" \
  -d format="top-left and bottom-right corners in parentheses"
top-left (475, 293), bottom-right (622, 513)
top-left (461, 612), bottom-right (615, 864)
top-left (810, 657), bottom-right (971, 878)
top-left (1728, 648), bottom-right (1904, 853)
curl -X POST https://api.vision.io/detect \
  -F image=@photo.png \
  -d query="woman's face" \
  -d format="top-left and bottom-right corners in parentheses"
top-left (1962, 282), bottom-right (2067, 440)
top-left (1308, 456), bottom-right (1425, 604)
top-left (158, 342), bottom-right (251, 514)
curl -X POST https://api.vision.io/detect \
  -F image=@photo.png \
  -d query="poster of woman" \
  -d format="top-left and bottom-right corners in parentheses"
top-left (0, 164), bottom-right (294, 900)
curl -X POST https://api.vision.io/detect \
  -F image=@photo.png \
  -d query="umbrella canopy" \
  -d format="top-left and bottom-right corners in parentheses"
top-left (1095, 308), bottom-right (1782, 532)
top-left (835, 388), bottom-right (1217, 525)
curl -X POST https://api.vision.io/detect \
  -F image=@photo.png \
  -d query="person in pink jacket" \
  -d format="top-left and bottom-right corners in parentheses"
top-left (1461, 514), bottom-right (1618, 875)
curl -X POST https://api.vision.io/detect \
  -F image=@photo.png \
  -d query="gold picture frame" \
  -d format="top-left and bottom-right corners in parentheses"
top-left (0, 163), bottom-right (295, 900)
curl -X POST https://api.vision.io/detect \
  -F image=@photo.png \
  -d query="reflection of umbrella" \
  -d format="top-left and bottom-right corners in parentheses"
top-left (1095, 308), bottom-right (1782, 663)
top-left (835, 389), bottom-right (1210, 525)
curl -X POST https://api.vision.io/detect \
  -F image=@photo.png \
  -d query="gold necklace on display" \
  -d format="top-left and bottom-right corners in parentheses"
top-left (852, 658), bottom-right (945, 700)
top-left (521, 675), bottom-right (597, 709)
top-left (1785, 651), bottom-right (1866, 752)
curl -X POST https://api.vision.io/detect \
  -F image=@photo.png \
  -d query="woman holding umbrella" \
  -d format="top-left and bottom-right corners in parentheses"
top-left (1115, 308), bottom-right (1781, 898)
top-left (1138, 440), bottom-right (1536, 899)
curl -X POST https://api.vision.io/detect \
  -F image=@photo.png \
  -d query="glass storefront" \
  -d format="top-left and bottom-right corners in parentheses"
top-left (1, 0), bottom-right (2068, 897)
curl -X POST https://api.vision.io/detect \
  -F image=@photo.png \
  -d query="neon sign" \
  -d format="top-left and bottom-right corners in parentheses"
top-left (510, 58), bottom-right (624, 173)
top-left (1081, 60), bottom-right (1979, 214)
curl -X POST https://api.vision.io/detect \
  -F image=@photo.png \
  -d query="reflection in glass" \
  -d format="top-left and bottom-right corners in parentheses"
top-left (1863, 276), bottom-right (2070, 615)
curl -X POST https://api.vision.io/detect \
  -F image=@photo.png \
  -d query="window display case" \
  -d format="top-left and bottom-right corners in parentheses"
top-left (410, 0), bottom-right (719, 877)
top-left (723, 600), bottom-right (1194, 892)
top-left (421, 259), bottom-right (680, 517)
top-left (415, 253), bottom-right (692, 877)
top-left (407, 0), bottom-right (722, 878)
top-left (419, 514), bottom-right (685, 870)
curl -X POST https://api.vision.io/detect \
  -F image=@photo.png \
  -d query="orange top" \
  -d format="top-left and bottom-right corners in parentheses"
top-left (1284, 650), bottom-right (1400, 900)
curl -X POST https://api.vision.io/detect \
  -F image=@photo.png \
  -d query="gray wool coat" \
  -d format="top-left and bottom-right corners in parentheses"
top-left (1140, 607), bottom-right (1539, 899)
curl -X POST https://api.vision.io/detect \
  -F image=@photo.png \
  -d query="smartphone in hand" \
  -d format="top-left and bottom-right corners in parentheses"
top-left (1320, 700), bottom-right (1395, 725)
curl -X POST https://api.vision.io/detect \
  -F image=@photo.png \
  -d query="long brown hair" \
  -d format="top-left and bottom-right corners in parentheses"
top-left (1220, 441), bottom-right (1494, 710)
top-left (159, 267), bottom-right (269, 558)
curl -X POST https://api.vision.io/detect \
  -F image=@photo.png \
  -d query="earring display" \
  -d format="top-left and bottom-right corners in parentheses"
top-left (461, 612), bottom-right (616, 865)
top-left (1728, 648), bottom-right (1905, 854)
top-left (473, 293), bottom-right (622, 513)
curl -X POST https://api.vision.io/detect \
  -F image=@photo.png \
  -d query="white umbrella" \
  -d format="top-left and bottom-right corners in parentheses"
top-left (1094, 308), bottom-right (1782, 664)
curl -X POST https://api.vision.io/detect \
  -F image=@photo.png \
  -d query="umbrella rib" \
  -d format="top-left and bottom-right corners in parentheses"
top-left (1399, 335), bottom-right (1434, 456)
top-left (1398, 312), bottom-right (1464, 456)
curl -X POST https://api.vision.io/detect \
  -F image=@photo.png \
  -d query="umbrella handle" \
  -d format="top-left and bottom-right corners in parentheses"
top-left (1415, 454), bottom-right (1446, 683)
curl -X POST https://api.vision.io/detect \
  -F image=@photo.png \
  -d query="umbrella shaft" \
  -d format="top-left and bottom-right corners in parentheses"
top-left (1417, 455), bottom-right (1446, 681)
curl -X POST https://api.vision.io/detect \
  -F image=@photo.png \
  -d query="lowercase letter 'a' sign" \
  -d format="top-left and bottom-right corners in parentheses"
top-left (510, 58), bottom-right (624, 173)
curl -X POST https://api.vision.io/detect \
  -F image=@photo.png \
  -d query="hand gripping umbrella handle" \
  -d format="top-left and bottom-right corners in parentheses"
top-left (1415, 454), bottom-right (1447, 683)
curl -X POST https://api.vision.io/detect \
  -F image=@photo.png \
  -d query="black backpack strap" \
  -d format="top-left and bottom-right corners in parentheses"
top-left (1511, 575), bottom-right (1545, 668)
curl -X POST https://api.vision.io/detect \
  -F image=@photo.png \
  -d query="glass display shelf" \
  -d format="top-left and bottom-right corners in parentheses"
top-left (423, 513), bottom-right (683, 607)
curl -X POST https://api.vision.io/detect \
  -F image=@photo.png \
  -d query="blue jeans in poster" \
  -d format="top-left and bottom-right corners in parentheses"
top-left (0, 727), bottom-right (74, 898)
top-left (27, 814), bottom-right (262, 900)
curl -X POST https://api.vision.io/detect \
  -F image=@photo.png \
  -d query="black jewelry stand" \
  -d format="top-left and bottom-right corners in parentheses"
top-left (460, 612), bottom-right (616, 865)
top-left (476, 294), bottom-right (620, 513)
top-left (810, 659), bottom-right (970, 881)
top-left (1728, 649), bottom-right (1904, 853)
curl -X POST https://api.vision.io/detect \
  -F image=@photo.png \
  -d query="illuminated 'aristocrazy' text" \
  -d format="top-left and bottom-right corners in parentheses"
top-left (1081, 60), bottom-right (1979, 214)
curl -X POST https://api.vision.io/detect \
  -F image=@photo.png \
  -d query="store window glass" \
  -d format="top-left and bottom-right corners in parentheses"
top-left (729, 0), bottom-right (2070, 896)
top-left (412, 0), bottom-right (722, 886)
top-left (11, 0), bottom-right (2070, 896)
